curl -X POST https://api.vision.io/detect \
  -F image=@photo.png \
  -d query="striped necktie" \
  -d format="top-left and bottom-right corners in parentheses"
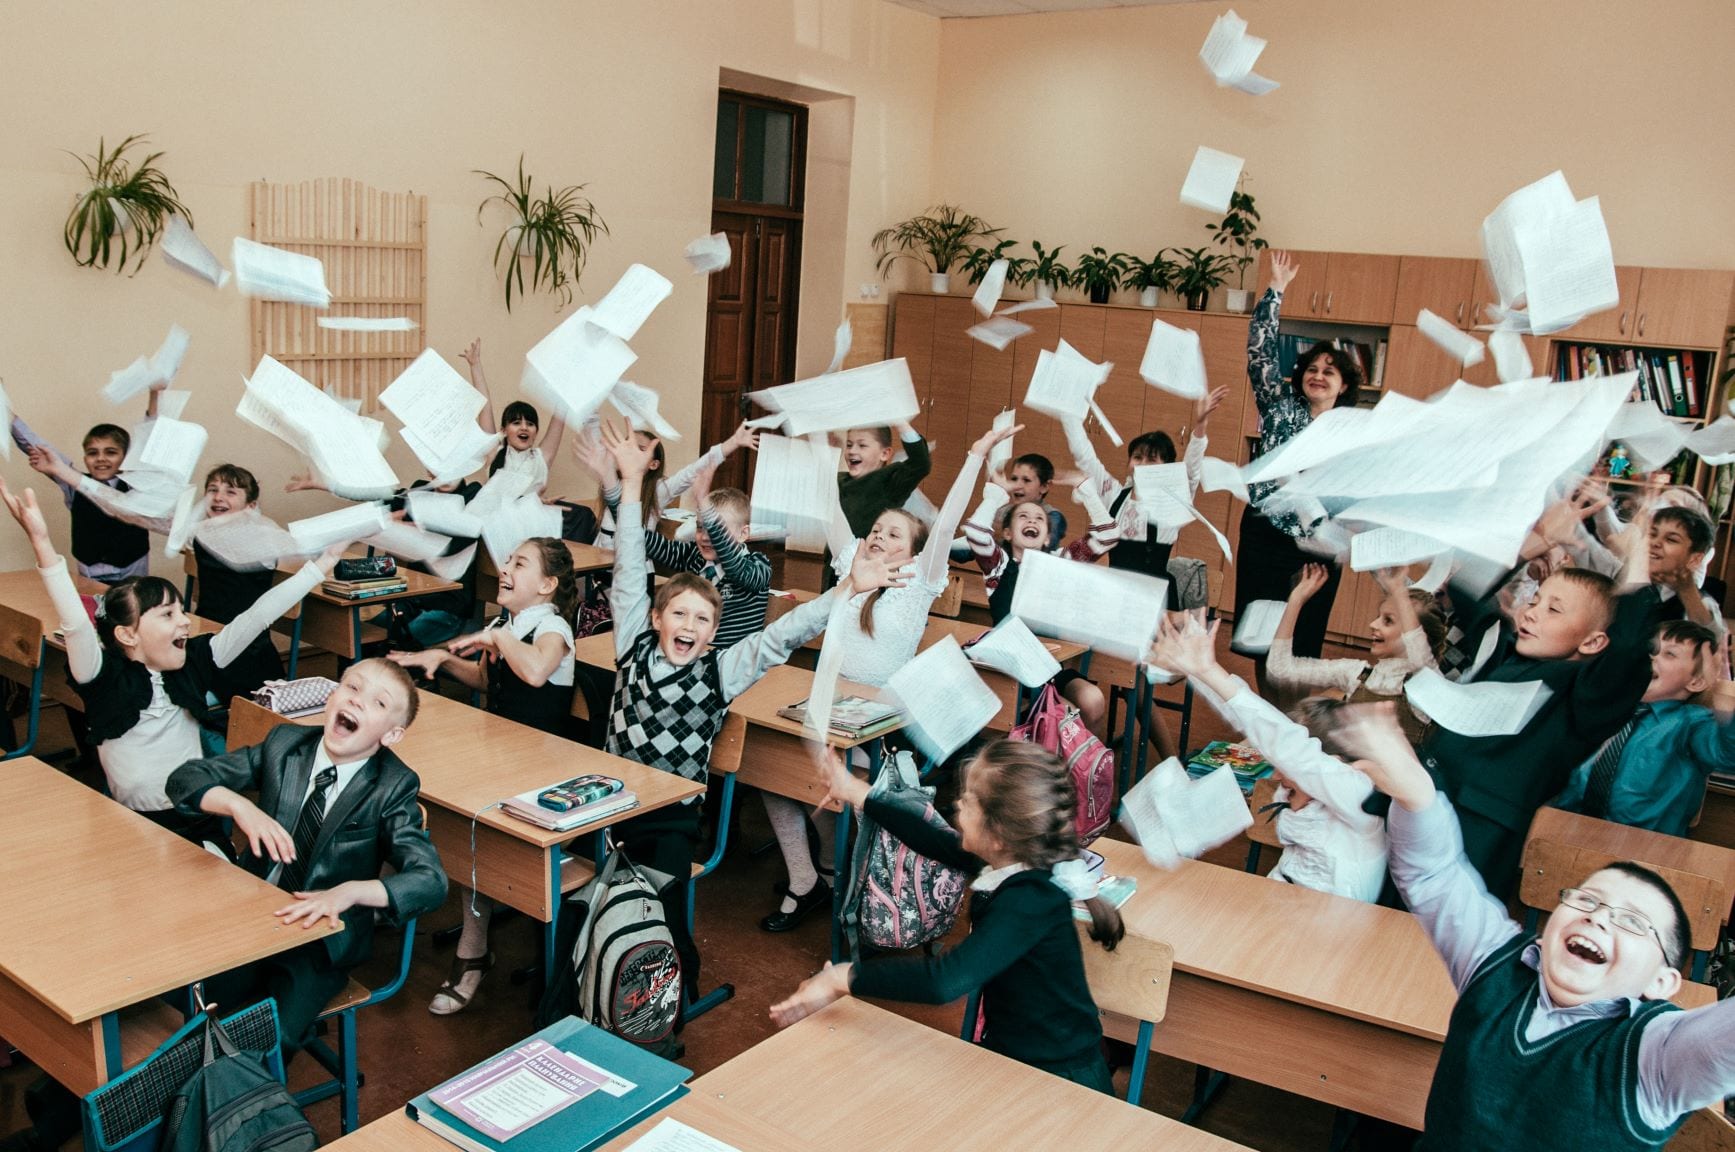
top-left (1582, 708), bottom-right (1647, 819)
top-left (281, 766), bottom-right (338, 892)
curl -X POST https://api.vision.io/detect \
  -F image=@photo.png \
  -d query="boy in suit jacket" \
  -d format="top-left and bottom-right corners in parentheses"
top-left (167, 658), bottom-right (447, 1055)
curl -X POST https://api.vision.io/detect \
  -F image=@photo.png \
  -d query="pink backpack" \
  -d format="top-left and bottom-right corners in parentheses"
top-left (1010, 683), bottom-right (1116, 845)
top-left (842, 752), bottom-right (967, 954)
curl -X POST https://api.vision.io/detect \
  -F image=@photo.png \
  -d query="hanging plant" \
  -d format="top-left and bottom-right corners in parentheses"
top-left (475, 156), bottom-right (608, 311)
top-left (63, 135), bottom-right (191, 275)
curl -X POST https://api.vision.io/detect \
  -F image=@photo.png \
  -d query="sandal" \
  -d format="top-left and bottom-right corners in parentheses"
top-left (429, 951), bottom-right (494, 1015)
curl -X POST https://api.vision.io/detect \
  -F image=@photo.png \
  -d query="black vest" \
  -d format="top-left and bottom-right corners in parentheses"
top-left (71, 480), bottom-right (149, 568)
top-left (604, 630), bottom-right (726, 786)
top-left (192, 542), bottom-right (276, 624)
top-left (76, 636), bottom-right (232, 744)
top-left (1107, 488), bottom-right (1174, 580)
top-left (486, 615), bottom-right (573, 735)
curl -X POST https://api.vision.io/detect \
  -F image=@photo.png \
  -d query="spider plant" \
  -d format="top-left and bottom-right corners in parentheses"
top-left (1074, 247), bottom-right (1130, 304)
top-left (1026, 242), bottom-right (1072, 298)
top-left (476, 156), bottom-right (609, 311)
top-left (63, 135), bottom-right (191, 275)
top-left (871, 205), bottom-right (998, 278)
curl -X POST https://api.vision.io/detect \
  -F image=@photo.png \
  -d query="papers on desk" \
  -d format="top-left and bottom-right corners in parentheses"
top-left (523, 306), bottom-right (638, 426)
top-left (1488, 328), bottom-right (1533, 384)
top-left (963, 615), bottom-right (1061, 687)
top-left (1009, 550), bottom-right (1167, 664)
top-left (882, 636), bottom-right (1001, 763)
top-left (684, 232), bottom-right (732, 275)
top-left (610, 379), bottom-right (681, 441)
top-left (1415, 309), bottom-right (1485, 367)
top-left (988, 408), bottom-right (1017, 474)
top-left (288, 503), bottom-right (388, 553)
top-left (317, 316), bottom-right (418, 331)
top-left (1348, 527), bottom-right (1449, 572)
top-left (1229, 599), bottom-right (1285, 655)
top-left (966, 315), bottom-right (1033, 351)
top-left (1120, 757), bottom-right (1252, 869)
top-left (826, 319), bottom-right (853, 375)
top-left (748, 359), bottom-right (919, 439)
top-left (407, 489), bottom-right (483, 539)
top-left (125, 417), bottom-right (207, 487)
top-left (1198, 8), bottom-right (1279, 94)
top-left (590, 263), bottom-right (673, 342)
top-left (750, 434), bottom-right (838, 552)
top-left (231, 237), bottom-right (331, 308)
top-left (1403, 668), bottom-right (1550, 737)
top-left (625, 1118), bottom-right (743, 1152)
top-left (972, 258), bottom-right (1009, 318)
top-left (1606, 399), bottom-right (1690, 472)
top-left (1179, 146), bottom-right (1244, 214)
top-left (1481, 171), bottom-right (1619, 335)
top-left (158, 214), bottom-right (230, 288)
top-left (1687, 416), bottom-right (1735, 466)
top-left (1139, 318), bottom-right (1207, 400)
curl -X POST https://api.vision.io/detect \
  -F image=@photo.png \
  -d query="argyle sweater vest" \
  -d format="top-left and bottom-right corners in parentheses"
top-left (604, 630), bottom-right (728, 789)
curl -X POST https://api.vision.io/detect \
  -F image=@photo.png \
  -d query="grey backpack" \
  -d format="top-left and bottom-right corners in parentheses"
top-left (566, 847), bottom-right (682, 1057)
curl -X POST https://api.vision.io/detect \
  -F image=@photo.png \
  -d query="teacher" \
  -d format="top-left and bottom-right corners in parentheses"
top-left (1234, 251), bottom-right (1364, 686)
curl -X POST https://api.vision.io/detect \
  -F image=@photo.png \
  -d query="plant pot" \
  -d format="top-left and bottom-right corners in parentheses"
top-left (929, 271), bottom-right (951, 294)
top-left (1226, 288), bottom-right (1251, 313)
top-left (1139, 286), bottom-right (1159, 308)
top-left (1186, 291), bottom-right (1208, 312)
top-left (1088, 284), bottom-right (1112, 305)
top-left (1035, 281), bottom-right (1055, 301)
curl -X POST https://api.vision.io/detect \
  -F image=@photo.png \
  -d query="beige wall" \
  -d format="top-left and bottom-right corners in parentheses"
top-left (0, 0), bottom-right (940, 571)
top-left (933, 0), bottom-right (1735, 272)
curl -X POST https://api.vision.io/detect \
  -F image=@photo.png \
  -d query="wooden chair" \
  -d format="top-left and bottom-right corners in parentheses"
top-left (1077, 926), bottom-right (1174, 1106)
top-left (1242, 775), bottom-right (1284, 873)
top-left (930, 573), bottom-right (964, 618)
top-left (227, 696), bottom-right (290, 750)
top-left (0, 601), bottom-right (46, 761)
top-left (1670, 1107), bottom-right (1735, 1151)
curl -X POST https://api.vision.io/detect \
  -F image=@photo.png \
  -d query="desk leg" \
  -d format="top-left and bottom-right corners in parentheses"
top-left (346, 605), bottom-right (362, 669)
top-left (1135, 672), bottom-right (1154, 783)
top-left (287, 617), bottom-right (303, 680)
top-left (684, 776), bottom-right (738, 1022)
top-left (544, 849), bottom-right (562, 984)
top-left (1116, 687), bottom-right (1137, 802)
top-left (100, 1012), bottom-right (122, 1082)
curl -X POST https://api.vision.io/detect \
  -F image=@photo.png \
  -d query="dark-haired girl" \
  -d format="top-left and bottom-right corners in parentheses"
top-left (464, 337), bottom-right (566, 494)
top-left (1234, 250), bottom-right (1365, 672)
top-left (0, 479), bottom-right (339, 835)
top-left (771, 738), bottom-right (1124, 1094)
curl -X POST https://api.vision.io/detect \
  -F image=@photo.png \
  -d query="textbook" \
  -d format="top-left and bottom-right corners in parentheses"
top-left (321, 578), bottom-right (408, 601)
top-left (776, 694), bottom-right (903, 739)
top-left (502, 775), bottom-right (639, 832)
top-left (408, 1016), bottom-right (688, 1152)
top-left (1186, 740), bottom-right (1271, 794)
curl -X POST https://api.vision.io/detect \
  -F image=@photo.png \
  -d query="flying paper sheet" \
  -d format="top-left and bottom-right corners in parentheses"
top-left (996, 298), bottom-right (1058, 317)
top-left (1198, 8), bottom-right (1279, 94)
top-left (1229, 599), bottom-right (1286, 655)
top-left (825, 319), bottom-right (853, 375)
top-left (240, 356), bottom-right (400, 498)
top-left (1482, 170), bottom-right (1576, 309)
top-left (1197, 456), bottom-right (1249, 501)
top-left (101, 357), bottom-right (157, 407)
top-left (380, 350), bottom-right (486, 446)
top-left (195, 515), bottom-right (303, 569)
top-left (523, 306), bottom-right (638, 426)
top-left (128, 417), bottom-right (207, 487)
top-left (882, 636), bottom-right (1002, 763)
top-left (750, 434), bottom-right (838, 552)
top-left (747, 359), bottom-right (919, 439)
top-left (1512, 195), bottom-right (1620, 336)
top-left (802, 597), bottom-right (856, 743)
top-left (1606, 399), bottom-right (1690, 472)
top-left (1139, 317), bottom-right (1207, 399)
top-left (966, 316), bottom-right (1033, 351)
top-left (589, 263), bottom-right (673, 342)
top-left (988, 408), bottom-right (1017, 474)
top-left (288, 503), bottom-right (388, 553)
top-left (1024, 340), bottom-right (1111, 425)
top-left (1121, 758), bottom-right (1253, 869)
top-left (0, 378), bottom-right (11, 460)
top-left (684, 232), bottom-right (731, 275)
top-left (609, 379), bottom-right (682, 441)
top-left (963, 615), bottom-right (1062, 687)
top-left (316, 316), bottom-right (418, 331)
top-left (972, 259), bottom-right (1009, 318)
top-left (1411, 551), bottom-right (1455, 594)
top-left (1403, 668), bottom-right (1551, 737)
top-left (1134, 463), bottom-right (1194, 533)
top-left (1415, 309), bottom-right (1486, 367)
top-left (465, 469), bottom-right (536, 519)
top-left (155, 390), bottom-right (190, 420)
top-left (1687, 416), bottom-right (1735, 466)
top-left (158, 215), bottom-right (230, 288)
top-left (480, 495), bottom-right (564, 567)
top-left (231, 237), bottom-right (331, 308)
top-left (1348, 526), bottom-right (1449, 572)
top-left (1179, 146), bottom-right (1244, 214)
top-left (1488, 328), bottom-right (1533, 384)
top-left (164, 486), bottom-right (200, 557)
top-left (149, 325), bottom-right (191, 388)
top-left (1010, 549), bottom-right (1167, 664)
top-left (406, 490), bottom-right (483, 539)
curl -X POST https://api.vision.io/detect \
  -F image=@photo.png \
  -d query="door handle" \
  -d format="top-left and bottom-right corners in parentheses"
top-left (1455, 302), bottom-right (1465, 326)
top-left (1308, 292), bottom-right (1319, 313)
top-left (1324, 292), bottom-right (1333, 315)
top-left (1637, 313), bottom-right (1647, 337)
top-left (1618, 310), bottom-right (1628, 335)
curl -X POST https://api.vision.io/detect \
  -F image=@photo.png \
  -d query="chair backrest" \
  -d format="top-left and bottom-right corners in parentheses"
top-left (930, 573), bottom-right (964, 618)
top-left (1668, 1107), bottom-right (1735, 1152)
top-left (1165, 556), bottom-right (1209, 612)
top-left (1076, 923), bottom-right (1173, 1026)
top-left (82, 1002), bottom-right (283, 1152)
top-left (1245, 775), bottom-right (1284, 849)
top-left (1518, 836), bottom-right (1727, 954)
top-left (226, 697), bottom-right (291, 751)
top-left (0, 600), bottom-right (45, 670)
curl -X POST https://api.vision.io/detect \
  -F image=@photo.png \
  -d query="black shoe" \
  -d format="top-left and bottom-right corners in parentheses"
top-left (759, 879), bottom-right (831, 933)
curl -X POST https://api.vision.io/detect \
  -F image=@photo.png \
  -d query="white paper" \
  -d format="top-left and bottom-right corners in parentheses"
top-left (129, 417), bottom-right (207, 486)
top-left (1411, 551), bottom-right (1455, 594)
top-left (156, 389), bottom-right (191, 421)
top-left (1229, 71), bottom-right (1280, 96)
top-left (1415, 309), bottom-right (1486, 367)
top-left (1512, 195), bottom-right (1620, 336)
top-left (1120, 758), bottom-right (1253, 869)
top-left (1607, 399), bottom-right (1690, 472)
top-left (407, 490), bottom-right (483, 539)
top-left (364, 519), bottom-right (454, 563)
top-left (1488, 328), bottom-right (1533, 385)
top-left (972, 258), bottom-right (1009, 318)
top-left (1179, 146), bottom-right (1244, 214)
top-left (1138, 318), bottom-right (1207, 400)
top-left (684, 232), bottom-right (732, 275)
top-left (287, 503), bottom-right (388, 553)
top-left (149, 325), bottom-right (191, 387)
top-left (966, 316), bottom-right (1033, 351)
top-left (102, 356), bottom-right (157, 406)
top-left (1229, 599), bottom-right (1286, 655)
top-left (158, 215), bottom-right (231, 289)
top-left (480, 494), bottom-right (564, 567)
top-left (1198, 8), bottom-right (1278, 94)
top-left (401, 424), bottom-right (497, 487)
top-left (1687, 416), bottom-right (1735, 466)
top-left (624, 1117), bottom-right (744, 1152)
top-left (995, 299), bottom-right (1058, 317)
top-left (1197, 456), bottom-right (1249, 501)
top-left (381, 350), bottom-right (486, 446)
top-left (164, 486), bottom-right (200, 557)
top-left (1403, 667), bottom-right (1551, 737)
top-left (1348, 526), bottom-right (1450, 572)
top-left (1134, 463), bottom-right (1195, 534)
top-left (241, 355), bottom-right (399, 497)
top-left (1482, 170), bottom-right (1577, 309)
top-left (195, 515), bottom-right (304, 568)
top-left (316, 316), bottom-right (418, 331)
top-left (802, 597), bottom-right (856, 743)
top-left (750, 434), bottom-right (839, 552)
top-left (589, 263), bottom-right (673, 342)
top-left (748, 359), bottom-right (919, 439)
top-left (882, 635), bottom-right (1002, 763)
top-left (1024, 340), bottom-right (1111, 424)
top-left (1010, 549), bottom-right (1167, 663)
top-left (825, 319), bottom-right (853, 375)
top-left (988, 409), bottom-right (1017, 474)
top-left (523, 306), bottom-right (638, 426)
top-left (231, 237), bottom-right (331, 308)
top-left (964, 616), bottom-right (1062, 687)
top-left (610, 379), bottom-right (682, 441)
top-left (0, 378), bottom-right (11, 460)
top-left (466, 468), bottom-right (536, 519)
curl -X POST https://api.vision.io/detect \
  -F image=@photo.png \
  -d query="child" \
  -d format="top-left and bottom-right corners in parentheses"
top-left (389, 537), bottom-right (578, 1014)
top-left (0, 480), bottom-right (343, 837)
top-left (1553, 621), bottom-right (1735, 837)
top-left (1149, 616), bottom-right (1386, 901)
top-left (1347, 703), bottom-right (1734, 1151)
top-left (759, 422), bottom-right (1019, 933)
top-left (577, 421), bottom-right (755, 549)
top-left (600, 421), bottom-right (898, 1006)
top-left (838, 424), bottom-right (932, 538)
top-left (464, 338), bottom-right (565, 494)
top-left (1003, 453), bottom-right (1067, 547)
top-left (167, 658), bottom-right (448, 1057)
top-left (770, 738), bottom-right (1124, 1094)
top-left (1270, 563), bottom-right (1444, 742)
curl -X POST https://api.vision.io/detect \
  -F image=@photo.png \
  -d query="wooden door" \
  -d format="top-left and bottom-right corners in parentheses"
top-left (1255, 249), bottom-right (1329, 318)
top-left (1558, 266), bottom-right (1642, 342)
top-left (1382, 324), bottom-right (1462, 400)
top-left (924, 297), bottom-right (977, 503)
top-left (1632, 268), bottom-right (1735, 348)
top-left (1319, 253), bottom-right (1401, 324)
top-left (1096, 310), bottom-right (1156, 480)
top-left (702, 212), bottom-right (801, 490)
top-left (1393, 257), bottom-right (1479, 329)
top-left (1328, 570), bottom-right (1378, 643)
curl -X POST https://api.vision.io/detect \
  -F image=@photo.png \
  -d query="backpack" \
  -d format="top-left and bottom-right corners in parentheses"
top-left (841, 751), bottom-right (967, 955)
top-left (160, 1012), bottom-right (317, 1152)
top-left (1011, 683), bottom-right (1116, 845)
top-left (534, 846), bottom-right (682, 1058)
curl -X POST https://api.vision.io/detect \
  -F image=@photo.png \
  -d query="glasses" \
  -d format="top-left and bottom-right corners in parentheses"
top-left (1557, 888), bottom-right (1669, 958)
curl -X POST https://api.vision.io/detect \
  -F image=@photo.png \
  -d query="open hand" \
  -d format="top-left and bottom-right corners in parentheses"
top-left (460, 338), bottom-right (482, 371)
top-left (727, 422), bottom-right (760, 454)
top-left (0, 480), bottom-right (52, 550)
top-left (846, 546), bottom-right (912, 594)
top-left (811, 744), bottom-right (868, 813)
top-left (1291, 563), bottom-right (1331, 603)
top-left (769, 962), bottom-right (852, 1029)
top-left (1372, 565), bottom-right (1410, 596)
top-left (283, 472), bottom-right (324, 494)
top-left (1148, 613), bottom-right (1218, 679)
top-left (276, 884), bottom-right (357, 931)
top-left (387, 648), bottom-right (446, 680)
top-left (447, 629), bottom-right (499, 658)
top-left (971, 421), bottom-right (1023, 459)
top-left (570, 429), bottom-right (617, 485)
top-left (231, 797), bottom-right (296, 865)
top-left (1194, 385), bottom-right (1228, 428)
top-left (25, 445), bottom-right (59, 480)
top-left (1269, 250), bottom-right (1299, 293)
top-left (599, 419), bottom-right (656, 484)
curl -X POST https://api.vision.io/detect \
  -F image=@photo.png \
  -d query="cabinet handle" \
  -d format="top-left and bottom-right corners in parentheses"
top-left (1309, 291), bottom-right (1319, 313)
top-left (1618, 310), bottom-right (1628, 335)
top-left (1324, 292), bottom-right (1333, 314)
top-left (1456, 302), bottom-right (1465, 325)
top-left (1638, 313), bottom-right (1647, 337)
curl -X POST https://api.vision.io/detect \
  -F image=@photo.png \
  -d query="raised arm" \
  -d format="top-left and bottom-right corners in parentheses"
top-left (961, 480), bottom-right (1010, 581)
top-left (2, 481), bottom-right (101, 683)
top-left (462, 339), bottom-right (496, 434)
top-left (1184, 386), bottom-right (1226, 495)
top-left (1247, 252), bottom-right (1298, 414)
top-left (14, 416), bottom-right (79, 504)
top-left (1059, 478), bottom-right (1118, 562)
top-left (209, 550), bottom-right (340, 669)
top-left (915, 423), bottom-right (1017, 586)
top-left (1060, 415), bottom-right (1119, 501)
top-left (659, 422), bottom-right (754, 506)
top-left (875, 424), bottom-right (932, 506)
top-left (603, 421), bottom-right (659, 660)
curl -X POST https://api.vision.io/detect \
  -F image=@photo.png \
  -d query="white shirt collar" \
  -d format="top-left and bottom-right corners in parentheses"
top-left (496, 601), bottom-right (558, 639)
top-left (309, 740), bottom-right (372, 816)
top-left (972, 862), bottom-right (1028, 892)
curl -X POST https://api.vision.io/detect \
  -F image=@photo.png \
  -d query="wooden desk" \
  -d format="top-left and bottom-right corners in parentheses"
top-left (1093, 838), bottom-right (1455, 1129)
top-left (0, 758), bottom-right (340, 1096)
top-left (1527, 805), bottom-right (1735, 925)
top-left (477, 542), bottom-right (613, 606)
top-left (298, 567), bottom-right (460, 662)
top-left (952, 562), bottom-right (992, 626)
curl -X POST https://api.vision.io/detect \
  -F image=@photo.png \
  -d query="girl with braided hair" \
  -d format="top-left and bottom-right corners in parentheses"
top-left (770, 739), bottom-right (1124, 1093)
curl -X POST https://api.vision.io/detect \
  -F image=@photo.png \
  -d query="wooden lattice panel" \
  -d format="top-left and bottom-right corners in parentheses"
top-left (247, 178), bottom-right (426, 408)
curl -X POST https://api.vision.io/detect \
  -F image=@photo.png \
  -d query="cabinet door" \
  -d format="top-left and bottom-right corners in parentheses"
top-left (1255, 248), bottom-right (1330, 317)
top-left (1556, 266), bottom-right (1642, 342)
top-left (1383, 324), bottom-right (1461, 400)
top-left (965, 336), bottom-right (1016, 459)
top-left (924, 297), bottom-right (977, 503)
top-left (1032, 306), bottom-right (1108, 469)
top-left (1197, 315), bottom-right (1252, 449)
top-left (1461, 333), bottom-right (1550, 387)
top-left (891, 294), bottom-right (935, 398)
top-left (1633, 269), bottom-right (1735, 348)
top-left (1319, 253), bottom-right (1400, 324)
top-left (1393, 257), bottom-right (1478, 329)
top-left (1098, 309), bottom-right (1159, 473)
top-left (1328, 570), bottom-right (1377, 643)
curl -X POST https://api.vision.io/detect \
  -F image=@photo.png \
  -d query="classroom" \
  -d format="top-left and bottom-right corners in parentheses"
top-left (2, 1), bottom-right (1734, 1150)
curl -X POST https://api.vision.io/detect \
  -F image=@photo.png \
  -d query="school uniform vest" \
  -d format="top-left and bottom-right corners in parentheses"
top-left (1419, 934), bottom-right (1685, 1152)
top-left (1345, 672), bottom-right (1429, 745)
top-left (71, 480), bottom-right (149, 568)
top-left (987, 557), bottom-right (1020, 624)
top-left (604, 630), bottom-right (727, 788)
top-left (486, 615), bottom-right (573, 735)
top-left (192, 541), bottom-right (276, 624)
top-left (77, 636), bottom-right (229, 744)
top-left (1107, 488), bottom-right (1173, 579)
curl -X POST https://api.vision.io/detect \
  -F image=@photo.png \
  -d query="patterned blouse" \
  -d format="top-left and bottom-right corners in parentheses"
top-left (1246, 287), bottom-right (1319, 538)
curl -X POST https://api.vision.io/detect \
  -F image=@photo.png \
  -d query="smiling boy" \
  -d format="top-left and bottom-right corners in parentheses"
top-left (12, 412), bottom-right (150, 583)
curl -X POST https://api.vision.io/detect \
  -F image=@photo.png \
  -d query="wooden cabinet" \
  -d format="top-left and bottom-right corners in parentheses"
top-left (1381, 324), bottom-right (1459, 400)
top-left (1255, 250), bottom-right (1399, 324)
top-left (922, 297), bottom-right (977, 504)
top-left (1255, 249), bottom-right (1330, 317)
top-left (1393, 257), bottom-right (1479, 329)
top-left (1558, 266), bottom-right (1642, 342)
top-left (1627, 268), bottom-right (1735, 348)
top-left (1461, 333), bottom-right (1550, 388)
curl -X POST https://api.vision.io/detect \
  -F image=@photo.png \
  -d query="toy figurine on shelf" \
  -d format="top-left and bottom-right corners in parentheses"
top-left (1606, 442), bottom-right (1633, 479)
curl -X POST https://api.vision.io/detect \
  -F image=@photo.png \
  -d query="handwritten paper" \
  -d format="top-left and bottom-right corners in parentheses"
top-left (882, 636), bottom-right (1001, 763)
top-left (1411, 551), bottom-right (1455, 594)
top-left (750, 434), bottom-right (838, 552)
top-left (1416, 309), bottom-right (1486, 367)
top-left (381, 350), bottom-right (486, 447)
top-left (826, 319), bottom-right (853, 375)
top-left (964, 615), bottom-right (1062, 687)
top-left (128, 417), bottom-right (207, 486)
top-left (1134, 463), bottom-right (1195, 534)
top-left (317, 316), bottom-right (418, 331)
top-left (683, 232), bottom-right (731, 275)
top-left (523, 306), bottom-right (637, 426)
top-left (1198, 8), bottom-right (1279, 95)
top-left (1348, 526), bottom-right (1449, 572)
top-left (610, 379), bottom-right (681, 441)
top-left (748, 359), bottom-right (919, 439)
top-left (1482, 170), bottom-right (1576, 309)
top-left (1403, 667), bottom-right (1551, 736)
top-left (1179, 146), bottom-right (1244, 214)
top-left (589, 263), bottom-right (673, 342)
top-left (966, 316), bottom-right (1033, 351)
top-left (1138, 317), bottom-right (1207, 400)
top-left (1024, 339), bottom-right (1111, 425)
top-left (1121, 758), bottom-right (1253, 869)
top-left (972, 258), bottom-right (1009, 318)
top-left (1229, 599), bottom-right (1286, 655)
top-left (1488, 328), bottom-right (1533, 384)
top-left (231, 237), bottom-right (331, 308)
top-left (158, 214), bottom-right (230, 288)
top-left (1512, 195), bottom-right (1620, 336)
top-left (1010, 549), bottom-right (1167, 663)
top-left (407, 490), bottom-right (483, 539)
top-left (288, 503), bottom-right (388, 553)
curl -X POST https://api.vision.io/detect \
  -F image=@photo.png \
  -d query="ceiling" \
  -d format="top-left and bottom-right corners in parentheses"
top-left (887, 0), bottom-right (1214, 17)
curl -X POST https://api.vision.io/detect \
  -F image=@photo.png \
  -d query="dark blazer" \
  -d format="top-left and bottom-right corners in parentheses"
top-left (167, 725), bottom-right (448, 969)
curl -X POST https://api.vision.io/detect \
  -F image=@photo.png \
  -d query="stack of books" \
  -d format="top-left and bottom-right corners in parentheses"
top-left (502, 774), bottom-right (639, 832)
top-left (777, 695), bottom-right (904, 740)
top-left (322, 575), bottom-right (408, 600)
top-left (1185, 740), bottom-right (1272, 796)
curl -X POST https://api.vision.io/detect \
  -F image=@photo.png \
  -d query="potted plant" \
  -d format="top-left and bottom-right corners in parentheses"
top-left (476, 156), bottom-right (608, 311)
top-left (961, 238), bottom-right (1016, 285)
top-left (1027, 241), bottom-right (1071, 301)
top-left (1073, 248), bottom-right (1129, 305)
top-left (1124, 251), bottom-right (1179, 308)
top-left (1170, 246), bottom-right (1232, 312)
top-left (872, 204), bottom-right (998, 294)
top-left (1208, 184), bottom-right (1267, 313)
top-left (63, 135), bottom-right (191, 274)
